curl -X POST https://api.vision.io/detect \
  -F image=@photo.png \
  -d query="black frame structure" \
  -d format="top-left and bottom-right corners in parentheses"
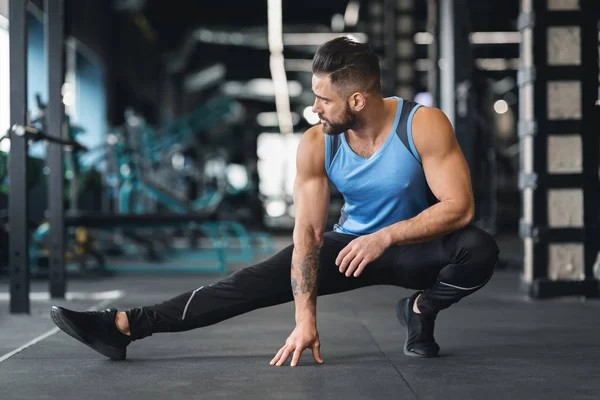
top-left (518, 0), bottom-right (599, 298)
top-left (9, 0), bottom-right (30, 314)
top-left (45, 0), bottom-right (66, 300)
top-left (9, 0), bottom-right (67, 313)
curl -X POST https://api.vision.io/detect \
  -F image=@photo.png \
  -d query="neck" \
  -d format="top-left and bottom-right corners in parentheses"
top-left (347, 96), bottom-right (389, 141)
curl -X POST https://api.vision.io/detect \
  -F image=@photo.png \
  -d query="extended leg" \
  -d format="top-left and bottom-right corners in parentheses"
top-left (52, 231), bottom-right (398, 360)
top-left (125, 231), bottom-right (397, 340)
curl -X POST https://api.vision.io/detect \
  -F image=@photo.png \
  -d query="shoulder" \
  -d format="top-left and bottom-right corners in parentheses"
top-left (298, 125), bottom-right (327, 154)
top-left (412, 106), bottom-right (452, 131)
top-left (296, 125), bottom-right (327, 175)
top-left (411, 106), bottom-right (457, 158)
top-left (301, 124), bottom-right (326, 145)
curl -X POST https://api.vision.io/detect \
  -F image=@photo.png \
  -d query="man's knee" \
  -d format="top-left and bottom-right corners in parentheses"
top-left (444, 226), bottom-right (499, 287)
top-left (457, 226), bottom-right (499, 265)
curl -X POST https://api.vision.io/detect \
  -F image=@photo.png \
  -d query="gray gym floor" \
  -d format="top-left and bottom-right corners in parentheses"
top-left (1, 235), bottom-right (599, 400)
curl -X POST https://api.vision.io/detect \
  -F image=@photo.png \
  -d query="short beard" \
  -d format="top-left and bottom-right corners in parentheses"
top-left (320, 104), bottom-right (362, 136)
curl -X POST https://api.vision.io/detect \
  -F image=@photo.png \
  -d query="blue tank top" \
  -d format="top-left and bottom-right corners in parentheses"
top-left (325, 97), bottom-right (432, 236)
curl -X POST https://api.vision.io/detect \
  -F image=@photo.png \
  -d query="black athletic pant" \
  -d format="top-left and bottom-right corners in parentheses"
top-left (126, 225), bottom-right (499, 341)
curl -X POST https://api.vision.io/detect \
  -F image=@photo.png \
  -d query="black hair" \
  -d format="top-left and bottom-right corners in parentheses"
top-left (312, 36), bottom-right (381, 97)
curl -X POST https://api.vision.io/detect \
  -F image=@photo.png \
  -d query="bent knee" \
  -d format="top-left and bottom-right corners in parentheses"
top-left (440, 226), bottom-right (499, 287)
top-left (451, 226), bottom-right (499, 268)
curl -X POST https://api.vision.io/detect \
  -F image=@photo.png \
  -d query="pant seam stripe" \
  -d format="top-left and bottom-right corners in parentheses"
top-left (438, 281), bottom-right (485, 291)
top-left (182, 286), bottom-right (204, 320)
top-left (438, 263), bottom-right (496, 291)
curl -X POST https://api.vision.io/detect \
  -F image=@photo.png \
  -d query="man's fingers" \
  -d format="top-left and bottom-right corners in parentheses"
top-left (353, 258), bottom-right (370, 277)
top-left (339, 249), bottom-right (357, 273)
top-left (290, 348), bottom-right (303, 367)
top-left (345, 254), bottom-right (363, 277)
top-left (271, 340), bottom-right (323, 367)
top-left (275, 346), bottom-right (294, 366)
top-left (312, 343), bottom-right (324, 364)
top-left (336, 245), bottom-right (350, 267)
top-left (270, 346), bottom-right (285, 365)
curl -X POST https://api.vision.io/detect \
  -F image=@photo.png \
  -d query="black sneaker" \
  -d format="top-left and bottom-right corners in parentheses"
top-left (50, 306), bottom-right (131, 361)
top-left (396, 292), bottom-right (440, 358)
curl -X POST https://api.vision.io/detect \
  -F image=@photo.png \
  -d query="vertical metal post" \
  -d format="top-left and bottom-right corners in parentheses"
top-left (45, 0), bottom-right (66, 299)
top-left (382, 0), bottom-right (396, 97)
top-left (396, 0), bottom-right (417, 101)
top-left (438, 0), bottom-right (455, 127)
top-left (436, 0), bottom-right (476, 172)
top-left (451, 0), bottom-right (475, 172)
top-left (580, 0), bottom-right (599, 285)
top-left (426, 0), bottom-right (439, 107)
top-left (366, 0), bottom-right (384, 84)
top-left (9, 0), bottom-right (30, 314)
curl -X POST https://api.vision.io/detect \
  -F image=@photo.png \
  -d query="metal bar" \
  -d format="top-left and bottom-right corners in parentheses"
top-left (426, 0), bottom-right (439, 107)
top-left (9, 0), bottom-right (30, 314)
top-left (543, 11), bottom-right (586, 25)
top-left (366, 1), bottom-right (384, 64)
top-left (45, 0), bottom-right (66, 299)
top-left (439, 0), bottom-right (455, 127)
top-left (544, 66), bottom-right (587, 80)
top-left (451, 0), bottom-right (475, 170)
top-left (11, 124), bottom-right (85, 149)
top-left (64, 211), bottom-right (215, 228)
top-left (580, 0), bottom-right (599, 280)
top-left (533, 121), bottom-right (583, 135)
top-left (395, 0), bottom-right (417, 100)
top-left (519, 172), bottom-right (588, 189)
top-left (531, 0), bottom-right (549, 281)
top-left (519, 224), bottom-right (586, 243)
top-left (382, 0), bottom-right (396, 97)
top-left (524, 278), bottom-right (599, 298)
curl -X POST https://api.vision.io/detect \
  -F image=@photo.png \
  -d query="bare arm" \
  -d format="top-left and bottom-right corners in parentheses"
top-left (270, 127), bottom-right (329, 367)
top-left (291, 127), bottom-right (329, 324)
top-left (380, 107), bottom-right (475, 246)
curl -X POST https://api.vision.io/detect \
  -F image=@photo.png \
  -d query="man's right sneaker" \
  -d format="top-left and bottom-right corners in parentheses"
top-left (396, 292), bottom-right (440, 358)
top-left (50, 306), bottom-right (132, 361)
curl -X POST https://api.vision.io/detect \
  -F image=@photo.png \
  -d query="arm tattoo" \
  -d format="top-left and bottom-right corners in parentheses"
top-left (291, 242), bottom-right (320, 302)
top-left (300, 245), bottom-right (319, 300)
top-left (291, 275), bottom-right (299, 296)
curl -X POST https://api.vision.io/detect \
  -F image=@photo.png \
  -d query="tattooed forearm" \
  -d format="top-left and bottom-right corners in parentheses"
top-left (300, 244), bottom-right (319, 300)
top-left (291, 276), bottom-right (299, 296)
top-left (291, 241), bottom-right (320, 310)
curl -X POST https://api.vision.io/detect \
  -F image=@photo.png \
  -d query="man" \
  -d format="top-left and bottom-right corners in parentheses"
top-left (51, 37), bottom-right (499, 366)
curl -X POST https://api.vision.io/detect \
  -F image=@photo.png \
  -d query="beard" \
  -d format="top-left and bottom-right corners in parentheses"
top-left (320, 104), bottom-right (362, 136)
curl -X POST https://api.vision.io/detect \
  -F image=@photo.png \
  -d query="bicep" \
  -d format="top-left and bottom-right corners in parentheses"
top-left (422, 139), bottom-right (472, 206)
top-left (293, 174), bottom-right (330, 235)
top-left (414, 108), bottom-right (474, 212)
top-left (292, 131), bottom-right (329, 244)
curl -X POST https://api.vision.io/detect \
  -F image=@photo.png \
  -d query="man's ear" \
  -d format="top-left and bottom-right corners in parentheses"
top-left (349, 92), bottom-right (366, 112)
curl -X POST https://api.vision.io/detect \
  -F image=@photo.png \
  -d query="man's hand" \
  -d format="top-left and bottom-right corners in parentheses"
top-left (270, 323), bottom-right (324, 367)
top-left (336, 232), bottom-right (390, 277)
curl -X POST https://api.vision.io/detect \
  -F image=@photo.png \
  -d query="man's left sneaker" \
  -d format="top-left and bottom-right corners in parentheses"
top-left (50, 306), bottom-right (131, 360)
top-left (396, 292), bottom-right (440, 358)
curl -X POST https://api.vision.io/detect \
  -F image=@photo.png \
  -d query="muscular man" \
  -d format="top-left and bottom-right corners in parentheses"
top-left (51, 37), bottom-right (499, 366)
